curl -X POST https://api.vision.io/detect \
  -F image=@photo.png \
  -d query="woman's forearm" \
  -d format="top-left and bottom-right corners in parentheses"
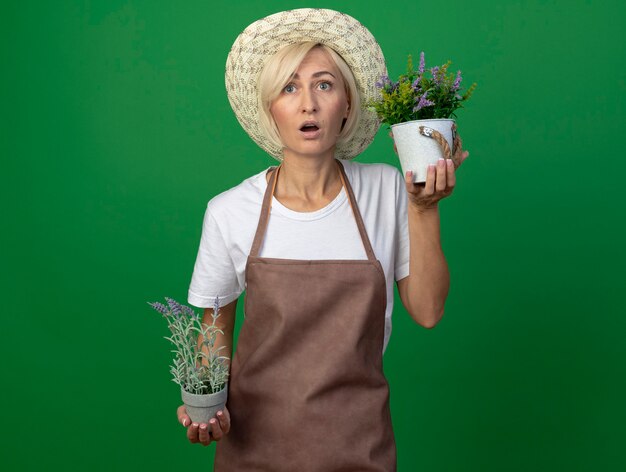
top-left (404, 204), bottom-right (450, 327)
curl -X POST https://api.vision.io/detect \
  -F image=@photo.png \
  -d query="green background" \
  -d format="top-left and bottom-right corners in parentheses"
top-left (3, 0), bottom-right (625, 470)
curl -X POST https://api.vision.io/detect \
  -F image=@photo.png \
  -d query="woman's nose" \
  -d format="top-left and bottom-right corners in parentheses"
top-left (300, 88), bottom-right (317, 113)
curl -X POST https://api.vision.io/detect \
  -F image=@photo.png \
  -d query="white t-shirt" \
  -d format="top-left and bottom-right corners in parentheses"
top-left (188, 159), bottom-right (410, 354)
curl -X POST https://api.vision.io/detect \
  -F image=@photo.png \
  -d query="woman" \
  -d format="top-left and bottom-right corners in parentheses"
top-left (179, 8), bottom-right (468, 471)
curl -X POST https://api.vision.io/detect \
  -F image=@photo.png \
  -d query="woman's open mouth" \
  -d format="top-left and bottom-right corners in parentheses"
top-left (299, 122), bottom-right (321, 139)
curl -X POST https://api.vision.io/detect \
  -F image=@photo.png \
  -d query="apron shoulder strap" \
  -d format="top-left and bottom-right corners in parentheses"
top-left (335, 160), bottom-right (377, 261)
top-left (249, 166), bottom-right (278, 258)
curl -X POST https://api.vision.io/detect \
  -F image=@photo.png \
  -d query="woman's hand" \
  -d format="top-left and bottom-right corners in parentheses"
top-left (177, 404), bottom-right (231, 446)
top-left (390, 123), bottom-right (469, 212)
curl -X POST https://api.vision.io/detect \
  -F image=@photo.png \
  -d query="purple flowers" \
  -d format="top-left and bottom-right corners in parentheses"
top-left (182, 304), bottom-right (197, 320)
top-left (375, 74), bottom-right (389, 89)
top-left (375, 74), bottom-right (398, 92)
top-left (148, 297), bottom-right (199, 320)
top-left (149, 301), bottom-right (169, 317)
top-left (452, 70), bottom-right (462, 91)
top-left (368, 51), bottom-right (477, 126)
top-left (165, 297), bottom-right (182, 318)
top-left (213, 296), bottom-right (221, 317)
top-left (413, 92), bottom-right (435, 113)
top-left (430, 66), bottom-right (442, 86)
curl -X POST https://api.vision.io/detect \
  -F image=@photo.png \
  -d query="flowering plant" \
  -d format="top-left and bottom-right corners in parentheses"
top-left (368, 52), bottom-right (477, 126)
top-left (148, 296), bottom-right (229, 395)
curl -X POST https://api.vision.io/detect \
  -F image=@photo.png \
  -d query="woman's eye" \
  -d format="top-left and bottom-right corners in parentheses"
top-left (284, 84), bottom-right (296, 93)
top-left (319, 82), bottom-right (332, 91)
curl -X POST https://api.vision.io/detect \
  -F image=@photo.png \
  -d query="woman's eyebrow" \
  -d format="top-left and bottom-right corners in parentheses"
top-left (291, 71), bottom-right (337, 79)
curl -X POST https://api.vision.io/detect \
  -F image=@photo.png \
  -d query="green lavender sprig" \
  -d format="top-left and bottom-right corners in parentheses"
top-left (148, 296), bottom-right (229, 395)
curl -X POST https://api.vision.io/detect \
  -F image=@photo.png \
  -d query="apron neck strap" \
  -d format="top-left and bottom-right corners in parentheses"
top-left (250, 159), bottom-right (377, 261)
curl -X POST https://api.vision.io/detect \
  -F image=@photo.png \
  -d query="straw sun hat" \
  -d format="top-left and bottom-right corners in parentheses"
top-left (225, 8), bottom-right (387, 161)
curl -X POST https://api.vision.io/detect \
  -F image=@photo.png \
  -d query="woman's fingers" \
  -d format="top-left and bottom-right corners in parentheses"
top-left (179, 404), bottom-right (203, 444)
top-left (187, 422), bottom-right (201, 443)
top-left (178, 407), bottom-right (230, 446)
top-left (198, 423), bottom-right (212, 446)
top-left (217, 407), bottom-right (231, 434)
top-left (208, 418), bottom-right (222, 441)
top-left (401, 123), bottom-right (465, 210)
top-left (446, 158), bottom-right (456, 188)
top-left (459, 151), bottom-right (469, 165)
top-left (405, 170), bottom-right (417, 192)
top-left (424, 164), bottom-right (436, 194)
top-left (435, 159), bottom-right (447, 192)
top-left (177, 405), bottom-right (191, 428)
top-left (185, 408), bottom-right (230, 446)
top-left (206, 407), bottom-right (231, 441)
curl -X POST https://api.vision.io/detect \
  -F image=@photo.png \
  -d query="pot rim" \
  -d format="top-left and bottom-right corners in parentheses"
top-left (180, 382), bottom-right (228, 399)
top-left (391, 118), bottom-right (455, 129)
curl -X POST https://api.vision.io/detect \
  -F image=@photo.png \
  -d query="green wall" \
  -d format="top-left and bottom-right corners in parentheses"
top-left (3, 0), bottom-right (625, 470)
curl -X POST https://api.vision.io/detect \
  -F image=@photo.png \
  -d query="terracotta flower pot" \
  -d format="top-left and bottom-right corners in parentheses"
top-left (181, 383), bottom-right (228, 424)
top-left (391, 118), bottom-right (456, 184)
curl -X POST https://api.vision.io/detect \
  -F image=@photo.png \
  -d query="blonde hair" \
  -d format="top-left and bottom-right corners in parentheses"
top-left (257, 42), bottom-right (361, 153)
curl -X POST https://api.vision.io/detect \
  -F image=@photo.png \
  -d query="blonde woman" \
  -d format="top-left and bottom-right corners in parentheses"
top-left (179, 9), bottom-right (468, 471)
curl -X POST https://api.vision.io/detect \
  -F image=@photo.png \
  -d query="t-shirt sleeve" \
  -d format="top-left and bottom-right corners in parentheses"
top-left (187, 204), bottom-right (242, 309)
top-left (394, 168), bottom-right (410, 281)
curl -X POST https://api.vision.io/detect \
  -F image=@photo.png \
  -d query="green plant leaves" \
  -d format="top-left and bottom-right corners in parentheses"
top-left (367, 53), bottom-right (477, 127)
top-left (150, 297), bottom-right (231, 395)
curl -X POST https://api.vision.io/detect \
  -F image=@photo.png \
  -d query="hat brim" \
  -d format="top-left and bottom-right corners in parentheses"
top-left (225, 8), bottom-right (387, 161)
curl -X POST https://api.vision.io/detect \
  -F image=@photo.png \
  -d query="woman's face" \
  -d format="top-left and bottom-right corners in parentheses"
top-left (270, 47), bottom-right (350, 160)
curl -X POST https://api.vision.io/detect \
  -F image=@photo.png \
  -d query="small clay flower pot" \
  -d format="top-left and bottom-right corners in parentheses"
top-left (181, 383), bottom-right (228, 424)
top-left (391, 118), bottom-right (456, 184)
